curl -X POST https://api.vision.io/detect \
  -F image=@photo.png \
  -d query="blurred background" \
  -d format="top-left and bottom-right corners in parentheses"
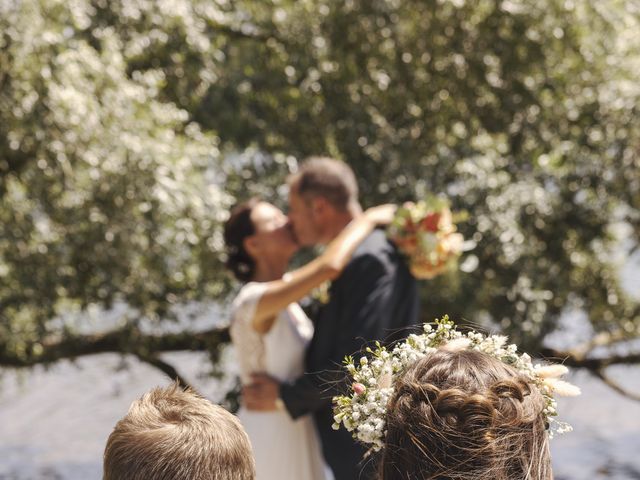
top-left (1, 0), bottom-right (639, 478)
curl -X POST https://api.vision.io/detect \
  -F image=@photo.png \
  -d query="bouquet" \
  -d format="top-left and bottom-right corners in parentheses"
top-left (387, 197), bottom-right (464, 279)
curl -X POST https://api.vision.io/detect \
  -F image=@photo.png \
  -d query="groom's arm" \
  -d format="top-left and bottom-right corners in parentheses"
top-left (279, 252), bottom-right (396, 419)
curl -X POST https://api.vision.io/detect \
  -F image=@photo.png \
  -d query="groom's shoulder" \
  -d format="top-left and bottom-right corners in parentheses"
top-left (337, 228), bottom-right (407, 284)
top-left (353, 228), bottom-right (396, 261)
top-left (333, 229), bottom-right (414, 292)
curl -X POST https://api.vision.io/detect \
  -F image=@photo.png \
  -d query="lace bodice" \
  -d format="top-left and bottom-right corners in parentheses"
top-left (229, 282), bottom-right (314, 384)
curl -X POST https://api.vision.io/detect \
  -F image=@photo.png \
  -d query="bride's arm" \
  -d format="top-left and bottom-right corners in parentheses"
top-left (250, 204), bottom-right (396, 333)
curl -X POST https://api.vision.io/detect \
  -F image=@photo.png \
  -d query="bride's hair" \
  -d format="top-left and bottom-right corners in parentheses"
top-left (380, 349), bottom-right (552, 480)
top-left (223, 198), bottom-right (260, 282)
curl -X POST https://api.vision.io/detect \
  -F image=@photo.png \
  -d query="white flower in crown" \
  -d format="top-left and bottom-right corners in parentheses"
top-left (332, 315), bottom-right (581, 452)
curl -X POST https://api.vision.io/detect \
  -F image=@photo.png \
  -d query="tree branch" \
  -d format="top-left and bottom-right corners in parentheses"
top-left (592, 368), bottom-right (640, 402)
top-left (2, 325), bottom-right (640, 401)
top-left (135, 354), bottom-right (195, 392)
top-left (0, 325), bottom-right (230, 368)
top-left (563, 329), bottom-right (636, 360)
top-left (539, 347), bottom-right (640, 370)
top-left (539, 346), bottom-right (640, 402)
top-left (1, 325), bottom-right (637, 371)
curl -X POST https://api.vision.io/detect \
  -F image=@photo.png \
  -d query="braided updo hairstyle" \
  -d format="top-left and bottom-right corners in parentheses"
top-left (223, 198), bottom-right (260, 282)
top-left (381, 349), bottom-right (551, 480)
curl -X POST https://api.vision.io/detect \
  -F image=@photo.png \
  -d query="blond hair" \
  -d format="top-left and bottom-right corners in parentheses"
top-left (103, 383), bottom-right (255, 480)
top-left (381, 349), bottom-right (552, 480)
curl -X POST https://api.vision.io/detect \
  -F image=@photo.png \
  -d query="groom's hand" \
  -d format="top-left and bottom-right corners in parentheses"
top-left (243, 373), bottom-right (281, 411)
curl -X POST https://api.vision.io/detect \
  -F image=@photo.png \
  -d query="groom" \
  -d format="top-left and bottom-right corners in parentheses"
top-left (244, 157), bottom-right (420, 479)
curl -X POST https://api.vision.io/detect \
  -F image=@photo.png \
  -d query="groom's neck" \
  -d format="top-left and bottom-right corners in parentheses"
top-left (321, 203), bottom-right (363, 244)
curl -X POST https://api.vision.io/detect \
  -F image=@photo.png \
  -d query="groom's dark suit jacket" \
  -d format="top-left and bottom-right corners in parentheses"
top-left (280, 229), bottom-right (420, 480)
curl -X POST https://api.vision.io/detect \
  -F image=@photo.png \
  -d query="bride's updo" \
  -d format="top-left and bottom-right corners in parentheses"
top-left (223, 198), bottom-right (260, 282)
top-left (380, 349), bottom-right (552, 480)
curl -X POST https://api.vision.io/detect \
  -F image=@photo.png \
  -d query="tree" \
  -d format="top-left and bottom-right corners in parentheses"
top-left (1, 0), bottom-right (639, 398)
top-left (0, 0), bottom-right (233, 375)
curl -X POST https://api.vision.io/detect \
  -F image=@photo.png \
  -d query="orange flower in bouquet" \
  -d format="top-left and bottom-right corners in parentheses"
top-left (387, 197), bottom-right (464, 279)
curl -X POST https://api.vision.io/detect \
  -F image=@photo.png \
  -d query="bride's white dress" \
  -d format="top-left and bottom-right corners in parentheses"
top-left (230, 282), bottom-right (330, 480)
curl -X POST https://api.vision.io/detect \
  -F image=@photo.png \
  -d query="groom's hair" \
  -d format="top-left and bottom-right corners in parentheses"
top-left (103, 383), bottom-right (255, 480)
top-left (288, 156), bottom-right (359, 212)
top-left (380, 349), bottom-right (552, 480)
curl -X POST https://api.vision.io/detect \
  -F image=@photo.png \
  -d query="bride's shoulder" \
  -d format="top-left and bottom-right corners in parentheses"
top-left (233, 281), bottom-right (266, 302)
top-left (230, 282), bottom-right (268, 319)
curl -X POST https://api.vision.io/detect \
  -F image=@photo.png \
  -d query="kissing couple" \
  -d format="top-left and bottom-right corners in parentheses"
top-left (223, 157), bottom-right (420, 480)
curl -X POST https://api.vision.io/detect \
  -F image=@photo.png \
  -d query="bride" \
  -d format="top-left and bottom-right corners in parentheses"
top-left (223, 197), bottom-right (394, 480)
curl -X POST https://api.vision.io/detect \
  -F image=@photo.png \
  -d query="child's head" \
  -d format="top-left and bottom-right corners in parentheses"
top-left (381, 348), bottom-right (551, 480)
top-left (103, 383), bottom-right (255, 480)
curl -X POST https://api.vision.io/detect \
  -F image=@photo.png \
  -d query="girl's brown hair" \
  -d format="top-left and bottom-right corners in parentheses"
top-left (380, 349), bottom-right (551, 480)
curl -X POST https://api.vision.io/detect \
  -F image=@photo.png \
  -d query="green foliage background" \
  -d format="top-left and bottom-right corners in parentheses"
top-left (1, 0), bottom-right (639, 368)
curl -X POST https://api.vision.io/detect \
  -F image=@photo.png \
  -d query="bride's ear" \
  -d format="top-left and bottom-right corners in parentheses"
top-left (243, 235), bottom-right (259, 258)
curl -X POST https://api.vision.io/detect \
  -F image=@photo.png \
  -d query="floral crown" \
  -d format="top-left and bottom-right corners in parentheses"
top-left (332, 316), bottom-right (580, 452)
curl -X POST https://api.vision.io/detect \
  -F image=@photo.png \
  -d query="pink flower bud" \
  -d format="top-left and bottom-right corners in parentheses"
top-left (352, 383), bottom-right (366, 395)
